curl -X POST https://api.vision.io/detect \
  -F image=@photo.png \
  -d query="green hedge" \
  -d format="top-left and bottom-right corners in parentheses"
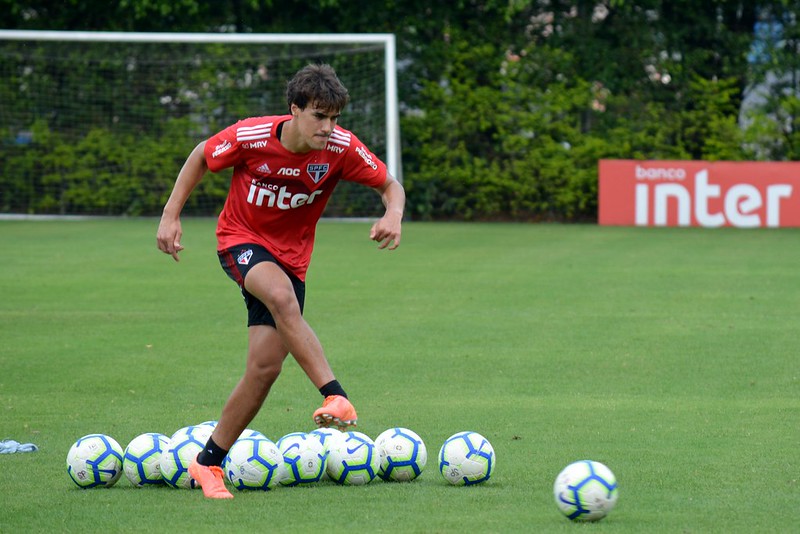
top-left (0, 54), bottom-right (783, 221)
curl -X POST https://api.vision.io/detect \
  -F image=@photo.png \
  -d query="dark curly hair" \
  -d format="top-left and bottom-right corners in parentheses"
top-left (286, 63), bottom-right (350, 112)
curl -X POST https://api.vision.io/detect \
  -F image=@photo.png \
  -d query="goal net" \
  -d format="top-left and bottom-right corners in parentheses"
top-left (0, 30), bottom-right (400, 217)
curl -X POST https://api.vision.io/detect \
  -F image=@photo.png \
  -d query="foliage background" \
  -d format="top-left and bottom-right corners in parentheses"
top-left (1, 0), bottom-right (798, 220)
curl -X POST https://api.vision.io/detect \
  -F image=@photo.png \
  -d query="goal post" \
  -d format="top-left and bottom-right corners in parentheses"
top-left (0, 30), bottom-right (401, 217)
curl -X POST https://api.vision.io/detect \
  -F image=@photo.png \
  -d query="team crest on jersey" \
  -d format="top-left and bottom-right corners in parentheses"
top-left (237, 249), bottom-right (253, 265)
top-left (307, 163), bottom-right (330, 183)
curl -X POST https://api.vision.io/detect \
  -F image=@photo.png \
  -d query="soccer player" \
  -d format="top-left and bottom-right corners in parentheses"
top-left (156, 64), bottom-right (405, 499)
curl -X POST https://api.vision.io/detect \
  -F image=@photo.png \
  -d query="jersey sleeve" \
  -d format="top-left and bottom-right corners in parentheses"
top-left (340, 131), bottom-right (388, 188)
top-left (204, 117), bottom-right (273, 172)
top-left (204, 124), bottom-right (240, 172)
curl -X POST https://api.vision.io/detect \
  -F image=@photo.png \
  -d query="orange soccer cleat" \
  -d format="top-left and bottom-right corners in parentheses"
top-left (313, 395), bottom-right (358, 430)
top-left (188, 458), bottom-right (234, 499)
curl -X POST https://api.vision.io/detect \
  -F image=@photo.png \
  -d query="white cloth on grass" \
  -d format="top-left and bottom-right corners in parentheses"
top-left (0, 439), bottom-right (39, 453)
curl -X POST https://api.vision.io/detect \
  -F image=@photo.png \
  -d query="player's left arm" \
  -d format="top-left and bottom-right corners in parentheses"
top-left (369, 173), bottom-right (405, 250)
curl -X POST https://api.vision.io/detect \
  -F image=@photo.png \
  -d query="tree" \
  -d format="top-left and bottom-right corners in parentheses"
top-left (2, 0), bottom-right (798, 221)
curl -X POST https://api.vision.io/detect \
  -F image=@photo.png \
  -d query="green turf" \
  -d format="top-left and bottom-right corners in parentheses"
top-left (1, 219), bottom-right (798, 533)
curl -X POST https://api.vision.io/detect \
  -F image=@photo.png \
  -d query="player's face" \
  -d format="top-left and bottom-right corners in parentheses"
top-left (292, 103), bottom-right (340, 151)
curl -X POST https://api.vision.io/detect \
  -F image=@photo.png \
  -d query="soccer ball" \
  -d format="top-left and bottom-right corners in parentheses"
top-left (309, 426), bottom-right (342, 450)
top-left (174, 422), bottom-right (265, 441)
top-left (123, 432), bottom-right (170, 487)
top-left (309, 427), bottom-right (342, 480)
top-left (326, 431), bottom-right (382, 486)
top-left (554, 460), bottom-right (619, 521)
top-left (224, 437), bottom-right (285, 491)
top-left (375, 427), bottom-right (427, 482)
top-left (276, 432), bottom-right (327, 486)
top-left (438, 431), bottom-right (495, 486)
top-left (239, 428), bottom-right (267, 440)
top-left (66, 434), bottom-right (124, 488)
top-left (169, 425), bottom-right (196, 440)
top-left (160, 425), bottom-right (212, 489)
top-left (197, 420), bottom-right (218, 431)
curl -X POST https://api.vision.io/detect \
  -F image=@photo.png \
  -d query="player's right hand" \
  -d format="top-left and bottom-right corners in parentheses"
top-left (156, 216), bottom-right (184, 262)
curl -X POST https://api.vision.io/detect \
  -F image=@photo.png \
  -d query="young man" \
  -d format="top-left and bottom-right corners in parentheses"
top-left (156, 64), bottom-right (405, 499)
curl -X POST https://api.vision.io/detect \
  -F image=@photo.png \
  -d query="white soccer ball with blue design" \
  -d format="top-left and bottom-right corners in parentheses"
top-left (160, 425), bottom-right (212, 489)
top-left (224, 436), bottom-right (285, 491)
top-left (309, 427), bottom-right (342, 451)
top-left (239, 428), bottom-right (267, 440)
top-left (123, 432), bottom-right (169, 487)
top-left (554, 460), bottom-right (619, 521)
top-left (66, 434), bottom-right (124, 488)
top-left (196, 420), bottom-right (218, 433)
top-left (195, 421), bottom-right (266, 442)
top-left (310, 427), bottom-right (343, 480)
top-left (438, 431), bottom-right (495, 486)
top-left (170, 424), bottom-right (197, 440)
top-left (326, 431), bottom-right (382, 485)
top-left (375, 427), bottom-right (427, 482)
top-left (276, 432), bottom-right (327, 486)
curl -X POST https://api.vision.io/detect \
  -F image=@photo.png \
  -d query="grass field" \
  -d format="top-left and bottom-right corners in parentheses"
top-left (0, 218), bottom-right (798, 533)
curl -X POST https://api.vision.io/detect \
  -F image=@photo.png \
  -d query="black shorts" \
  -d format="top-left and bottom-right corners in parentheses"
top-left (218, 243), bottom-right (306, 327)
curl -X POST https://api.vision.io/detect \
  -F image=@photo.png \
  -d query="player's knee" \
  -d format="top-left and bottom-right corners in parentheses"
top-left (246, 358), bottom-right (282, 386)
top-left (265, 289), bottom-right (301, 320)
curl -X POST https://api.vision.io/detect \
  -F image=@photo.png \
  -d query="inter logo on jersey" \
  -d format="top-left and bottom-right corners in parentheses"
top-left (307, 164), bottom-right (330, 183)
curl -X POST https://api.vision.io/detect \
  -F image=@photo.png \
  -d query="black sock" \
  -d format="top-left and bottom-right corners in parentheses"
top-left (319, 379), bottom-right (347, 399)
top-left (196, 436), bottom-right (228, 467)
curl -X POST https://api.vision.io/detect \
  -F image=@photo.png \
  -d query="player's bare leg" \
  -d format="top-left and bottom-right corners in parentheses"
top-left (213, 326), bottom-right (288, 448)
top-left (243, 262), bottom-right (336, 386)
top-left (244, 262), bottom-right (357, 429)
top-left (191, 326), bottom-right (286, 499)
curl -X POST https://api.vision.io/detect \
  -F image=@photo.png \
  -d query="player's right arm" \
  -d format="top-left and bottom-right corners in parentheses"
top-left (156, 141), bottom-right (208, 262)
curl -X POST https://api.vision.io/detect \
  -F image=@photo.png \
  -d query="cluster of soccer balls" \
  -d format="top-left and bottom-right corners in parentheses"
top-left (66, 424), bottom-right (618, 521)
top-left (66, 425), bottom-right (493, 489)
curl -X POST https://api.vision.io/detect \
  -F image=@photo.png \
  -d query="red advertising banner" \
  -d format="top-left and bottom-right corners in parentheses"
top-left (599, 160), bottom-right (800, 227)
